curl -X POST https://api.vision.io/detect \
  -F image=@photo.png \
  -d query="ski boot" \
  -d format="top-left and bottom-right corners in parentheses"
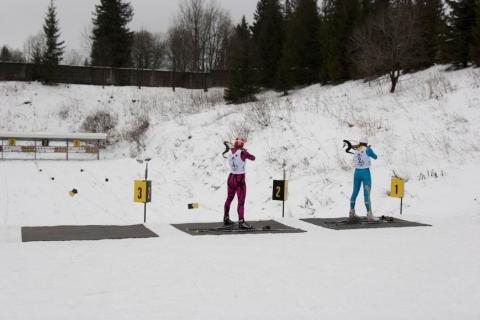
top-left (238, 219), bottom-right (253, 229)
top-left (223, 216), bottom-right (235, 226)
top-left (349, 209), bottom-right (360, 222)
top-left (366, 211), bottom-right (379, 222)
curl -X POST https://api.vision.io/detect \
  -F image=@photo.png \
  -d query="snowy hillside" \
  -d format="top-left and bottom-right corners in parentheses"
top-left (1, 66), bottom-right (480, 224)
top-left (1, 66), bottom-right (480, 319)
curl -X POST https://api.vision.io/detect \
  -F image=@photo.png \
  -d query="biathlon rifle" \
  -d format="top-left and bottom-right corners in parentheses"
top-left (222, 140), bottom-right (247, 158)
top-left (222, 141), bottom-right (233, 158)
top-left (343, 140), bottom-right (371, 154)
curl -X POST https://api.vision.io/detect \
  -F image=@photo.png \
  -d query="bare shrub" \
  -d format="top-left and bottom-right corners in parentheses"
top-left (343, 111), bottom-right (389, 136)
top-left (277, 97), bottom-right (294, 122)
top-left (58, 106), bottom-right (70, 120)
top-left (226, 119), bottom-right (250, 142)
top-left (364, 75), bottom-right (391, 96)
top-left (189, 89), bottom-right (224, 111)
top-left (81, 110), bottom-right (118, 143)
top-left (197, 90), bottom-right (225, 106)
top-left (124, 114), bottom-right (150, 151)
top-left (246, 100), bottom-right (272, 127)
top-left (471, 69), bottom-right (480, 88)
top-left (417, 169), bottom-right (444, 181)
top-left (423, 73), bottom-right (455, 100)
top-left (58, 99), bottom-right (81, 120)
top-left (167, 90), bottom-right (224, 116)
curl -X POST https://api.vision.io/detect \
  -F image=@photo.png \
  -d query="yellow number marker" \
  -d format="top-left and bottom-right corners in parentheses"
top-left (390, 177), bottom-right (404, 198)
top-left (134, 180), bottom-right (147, 203)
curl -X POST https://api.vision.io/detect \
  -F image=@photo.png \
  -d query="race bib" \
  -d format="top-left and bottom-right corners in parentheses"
top-left (353, 148), bottom-right (371, 169)
top-left (228, 149), bottom-right (246, 174)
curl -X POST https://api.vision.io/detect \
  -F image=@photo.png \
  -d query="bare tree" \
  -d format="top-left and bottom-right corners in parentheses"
top-left (10, 49), bottom-right (25, 62)
top-left (350, 1), bottom-right (422, 93)
top-left (178, 0), bottom-right (204, 72)
top-left (167, 25), bottom-right (191, 72)
top-left (132, 29), bottom-right (154, 69)
top-left (24, 32), bottom-right (46, 63)
top-left (151, 33), bottom-right (167, 69)
top-left (64, 49), bottom-right (84, 66)
top-left (131, 30), bottom-right (167, 69)
top-left (81, 24), bottom-right (93, 60)
top-left (167, 0), bottom-right (233, 72)
top-left (203, 4), bottom-right (232, 71)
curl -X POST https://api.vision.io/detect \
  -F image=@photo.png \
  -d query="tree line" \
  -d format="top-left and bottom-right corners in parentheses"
top-left (0, 0), bottom-right (233, 76)
top-left (227, 0), bottom-right (480, 102)
top-left (1, 0), bottom-right (480, 99)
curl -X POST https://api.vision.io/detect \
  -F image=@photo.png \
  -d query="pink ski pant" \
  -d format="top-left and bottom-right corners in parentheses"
top-left (224, 173), bottom-right (246, 220)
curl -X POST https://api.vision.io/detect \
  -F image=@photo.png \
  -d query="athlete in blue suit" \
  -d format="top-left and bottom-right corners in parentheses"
top-left (350, 137), bottom-right (378, 221)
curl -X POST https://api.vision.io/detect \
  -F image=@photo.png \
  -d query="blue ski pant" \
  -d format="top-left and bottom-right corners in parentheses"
top-left (350, 168), bottom-right (372, 211)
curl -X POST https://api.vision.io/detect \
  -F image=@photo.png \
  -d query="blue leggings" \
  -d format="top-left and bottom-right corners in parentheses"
top-left (350, 169), bottom-right (372, 211)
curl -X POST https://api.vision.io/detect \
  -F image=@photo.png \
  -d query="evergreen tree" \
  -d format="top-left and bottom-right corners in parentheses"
top-left (90, 0), bottom-right (134, 67)
top-left (0, 46), bottom-right (12, 62)
top-left (42, 0), bottom-right (65, 66)
top-left (224, 17), bottom-right (257, 104)
top-left (41, 0), bottom-right (64, 83)
top-left (372, 0), bottom-right (389, 12)
top-left (358, 0), bottom-right (374, 19)
top-left (446, 0), bottom-right (479, 68)
top-left (320, 0), bottom-right (362, 83)
top-left (415, 0), bottom-right (447, 68)
top-left (470, 4), bottom-right (480, 66)
top-left (280, 0), bottom-right (322, 86)
top-left (251, 0), bottom-right (285, 88)
top-left (285, 0), bottom-right (295, 18)
top-left (275, 1), bottom-right (297, 94)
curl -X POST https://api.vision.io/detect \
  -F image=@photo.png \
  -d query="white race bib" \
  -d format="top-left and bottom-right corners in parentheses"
top-left (228, 149), bottom-right (246, 174)
top-left (353, 148), bottom-right (371, 169)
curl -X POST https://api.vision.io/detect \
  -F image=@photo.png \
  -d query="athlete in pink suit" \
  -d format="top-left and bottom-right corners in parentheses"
top-left (224, 137), bottom-right (255, 229)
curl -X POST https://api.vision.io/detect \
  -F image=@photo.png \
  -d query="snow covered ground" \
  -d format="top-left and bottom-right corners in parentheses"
top-left (1, 66), bottom-right (480, 319)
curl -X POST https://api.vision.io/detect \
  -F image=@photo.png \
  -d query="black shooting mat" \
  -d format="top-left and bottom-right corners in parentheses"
top-left (22, 224), bottom-right (159, 242)
top-left (172, 219), bottom-right (306, 236)
top-left (301, 216), bottom-right (431, 231)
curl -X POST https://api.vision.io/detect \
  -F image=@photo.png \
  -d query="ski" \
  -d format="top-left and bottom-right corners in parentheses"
top-left (187, 225), bottom-right (290, 233)
top-left (325, 216), bottom-right (395, 225)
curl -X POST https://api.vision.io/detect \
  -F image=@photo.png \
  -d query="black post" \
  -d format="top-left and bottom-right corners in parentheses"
top-left (282, 165), bottom-right (286, 218)
top-left (144, 161), bottom-right (149, 223)
top-left (400, 197), bottom-right (403, 215)
top-left (144, 203), bottom-right (147, 223)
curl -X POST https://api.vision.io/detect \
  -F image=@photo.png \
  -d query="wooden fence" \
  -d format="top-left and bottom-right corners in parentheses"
top-left (0, 62), bottom-right (230, 89)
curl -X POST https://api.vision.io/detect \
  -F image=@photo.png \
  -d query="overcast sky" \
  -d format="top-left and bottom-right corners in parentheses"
top-left (0, 0), bottom-right (258, 54)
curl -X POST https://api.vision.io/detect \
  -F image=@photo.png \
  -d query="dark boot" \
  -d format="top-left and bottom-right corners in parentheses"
top-left (223, 216), bottom-right (234, 226)
top-left (238, 219), bottom-right (253, 229)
